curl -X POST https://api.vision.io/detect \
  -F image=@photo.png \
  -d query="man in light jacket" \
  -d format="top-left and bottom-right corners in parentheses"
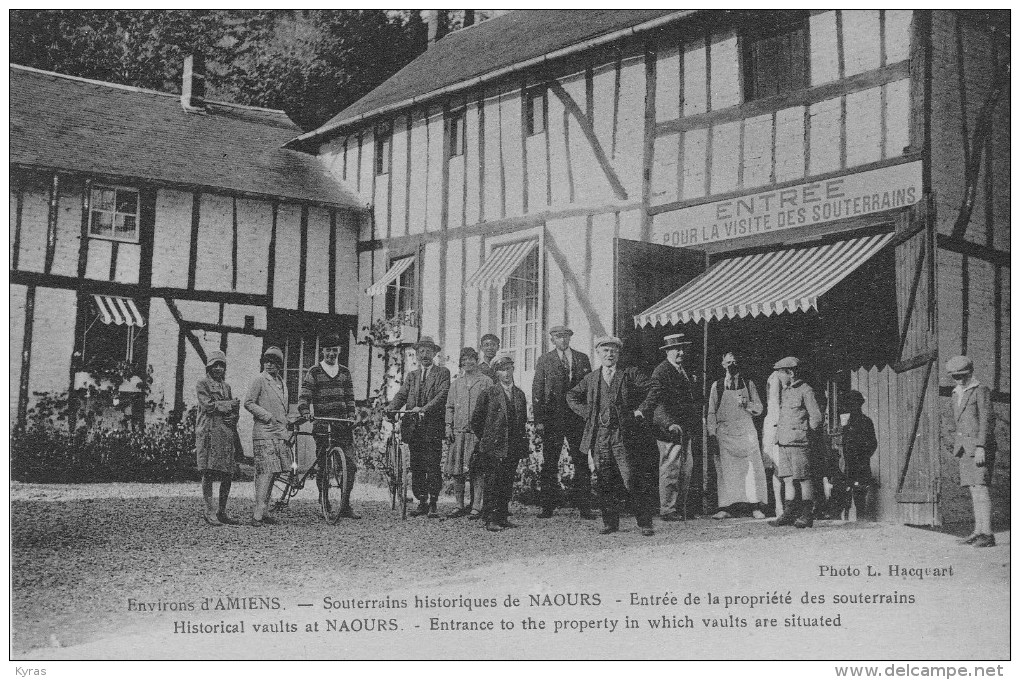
top-left (947, 355), bottom-right (996, 548)
top-left (244, 346), bottom-right (290, 526)
top-left (767, 357), bottom-right (822, 529)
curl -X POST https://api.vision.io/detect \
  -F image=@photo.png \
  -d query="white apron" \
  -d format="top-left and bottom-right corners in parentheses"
top-left (714, 382), bottom-right (767, 506)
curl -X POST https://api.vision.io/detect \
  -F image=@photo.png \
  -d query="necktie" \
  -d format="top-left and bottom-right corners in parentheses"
top-left (418, 368), bottom-right (428, 402)
top-left (604, 368), bottom-right (615, 385)
top-left (561, 352), bottom-right (570, 381)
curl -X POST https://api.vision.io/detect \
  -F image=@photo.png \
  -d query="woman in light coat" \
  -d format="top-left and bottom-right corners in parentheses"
top-left (196, 349), bottom-right (241, 526)
top-left (762, 369), bottom-right (785, 517)
top-left (444, 347), bottom-right (492, 518)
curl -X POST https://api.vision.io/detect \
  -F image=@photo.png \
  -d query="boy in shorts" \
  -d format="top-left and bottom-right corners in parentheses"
top-left (768, 357), bottom-right (822, 529)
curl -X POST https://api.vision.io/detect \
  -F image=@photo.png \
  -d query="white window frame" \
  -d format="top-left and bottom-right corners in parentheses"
top-left (385, 255), bottom-right (418, 326)
top-left (89, 184), bottom-right (140, 243)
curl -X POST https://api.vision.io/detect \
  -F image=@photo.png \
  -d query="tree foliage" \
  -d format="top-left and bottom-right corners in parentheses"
top-left (10, 9), bottom-right (429, 130)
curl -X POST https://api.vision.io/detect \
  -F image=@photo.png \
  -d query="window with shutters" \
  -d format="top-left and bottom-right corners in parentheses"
top-left (741, 13), bottom-right (809, 101)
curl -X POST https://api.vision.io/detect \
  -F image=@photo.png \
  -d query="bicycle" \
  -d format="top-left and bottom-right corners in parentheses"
top-left (271, 416), bottom-right (355, 525)
top-left (382, 410), bottom-right (419, 520)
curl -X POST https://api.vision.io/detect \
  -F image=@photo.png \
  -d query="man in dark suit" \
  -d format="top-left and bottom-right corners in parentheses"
top-left (389, 336), bottom-right (451, 517)
top-left (646, 333), bottom-right (701, 521)
top-left (567, 336), bottom-right (657, 536)
top-left (532, 325), bottom-right (594, 519)
top-left (947, 355), bottom-right (996, 548)
top-left (471, 355), bottom-right (529, 532)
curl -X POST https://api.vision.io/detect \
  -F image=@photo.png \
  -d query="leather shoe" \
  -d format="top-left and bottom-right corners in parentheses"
top-left (660, 512), bottom-right (683, 522)
top-left (447, 507), bottom-right (470, 518)
top-left (409, 504), bottom-right (430, 517)
top-left (260, 515), bottom-right (280, 525)
top-left (204, 514), bottom-right (222, 526)
top-left (427, 506), bottom-right (440, 518)
top-left (217, 512), bottom-right (240, 525)
top-left (498, 520), bottom-right (517, 529)
top-left (973, 534), bottom-right (996, 548)
top-left (640, 527), bottom-right (655, 537)
top-left (485, 522), bottom-right (501, 532)
top-left (958, 533), bottom-right (981, 545)
top-left (579, 509), bottom-right (597, 520)
top-left (467, 512), bottom-right (482, 521)
top-left (599, 526), bottom-right (618, 535)
top-left (537, 509), bottom-right (554, 519)
top-left (712, 510), bottom-right (731, 520)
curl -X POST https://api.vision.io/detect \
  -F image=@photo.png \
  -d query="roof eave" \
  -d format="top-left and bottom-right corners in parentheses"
top-left (285, 9), bottom-right (699, 152)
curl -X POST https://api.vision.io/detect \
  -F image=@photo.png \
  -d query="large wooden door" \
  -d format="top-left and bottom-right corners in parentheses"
top-left (613, 238), bottom-right (705, 371)
top-left (893, 205), bottom-right (941, 525)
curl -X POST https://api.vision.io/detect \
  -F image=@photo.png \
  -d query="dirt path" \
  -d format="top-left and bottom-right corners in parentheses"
top-left (11, 482), bottom-right (1009, 660)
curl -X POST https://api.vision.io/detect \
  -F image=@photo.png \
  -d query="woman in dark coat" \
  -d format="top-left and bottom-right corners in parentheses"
top-left (196, 349), bottom-right (241, 526)
top-left (470, 355), bottom-right (529, 532)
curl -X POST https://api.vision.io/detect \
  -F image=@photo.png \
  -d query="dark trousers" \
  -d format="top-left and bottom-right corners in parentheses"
top-left (481, 454), bottom-right (518, 523)
top-left (541, 423), bottom-right (591, 511)
top-left (594, 427), bottom-right (652, 529)
top-left (314, 434), bottom-right (357, 506)
top-left (408, 438), bottom-right (443, 505)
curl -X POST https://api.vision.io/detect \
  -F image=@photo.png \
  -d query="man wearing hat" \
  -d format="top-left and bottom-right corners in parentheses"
top-left (646, 333), bottom-right (701, 521)
top-left (471, 354), bottom-right (529, 531)
top-left (298, 333), bottom-right (361, 519)
top-left (478, 333), bottom-right (501, 381)
top-left (768, 357), bottom-right (822, 529)
top-left (567, 336), bottom-right (657, 536)
top-left (389, 336), bottom-right (451, 517)
top-left (838, 389), bottom-right (877, 520)
top-left (946, 355), bottom-right (996, 548)
top-left (244, 346), bottom-right (290, 526)
top-left (195, 350), bottom-right (241, 526)
top-left (532, 325), bottom-right (594, 519)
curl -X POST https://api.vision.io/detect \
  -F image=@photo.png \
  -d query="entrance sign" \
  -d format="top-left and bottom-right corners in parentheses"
top-left (651, 161), bottom-right (922, 248)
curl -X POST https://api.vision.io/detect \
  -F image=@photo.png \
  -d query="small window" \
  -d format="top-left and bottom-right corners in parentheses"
top-left (448, 108), bottom-right (465, 158)
top-left (385, 257), bottom-right (418, 325)
top-left (741, 13), bottom-right (809, 101)
top-left (375, 124), bottom-right (392, 175)
top-left (89, 185), bottom-right (139, 242)
top-left (525, 88), bottom-right (546, 136)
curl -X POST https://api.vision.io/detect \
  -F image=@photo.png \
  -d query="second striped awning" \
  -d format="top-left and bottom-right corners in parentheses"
top-left (93, 295), bottom-right (145, 327)
top-left (466, 240), bottom-right (537, 289)
top-left (366, 256), bottom-right (415, 296)
top-left (633, 232), bottom-right (896, 328)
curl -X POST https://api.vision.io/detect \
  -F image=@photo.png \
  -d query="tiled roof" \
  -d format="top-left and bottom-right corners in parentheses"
top-left (10, 65), bottom-right (364, 209)
top-left (292, 9), bottom-right (690, 147)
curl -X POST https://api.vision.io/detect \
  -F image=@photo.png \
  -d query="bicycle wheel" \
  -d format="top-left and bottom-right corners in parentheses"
top-left (321, 446), bottom-right (350, 525)
top-left (270, 471), bottom-right (298, 511)
top-left (400, 444), bottom-right (409, 520)
top-left (387, 436), bottom-right (399, 511)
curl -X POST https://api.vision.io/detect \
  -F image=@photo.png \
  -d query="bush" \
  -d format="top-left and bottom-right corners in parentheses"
top-left (11, 393), bottom-right (199, 483)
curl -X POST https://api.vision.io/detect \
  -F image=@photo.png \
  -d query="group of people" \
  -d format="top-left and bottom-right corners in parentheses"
top-left (194, 327), bottom-right (996, 546)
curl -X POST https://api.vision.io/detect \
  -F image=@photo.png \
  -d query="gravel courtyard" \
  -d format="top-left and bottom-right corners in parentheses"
top-left (11, 481), bottom-right (1010, 660)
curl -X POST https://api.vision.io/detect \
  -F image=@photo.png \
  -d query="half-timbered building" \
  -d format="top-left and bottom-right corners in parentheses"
top-left (10, 62), bottom-right (367, 452)
top-left (288, 9), bottom-right (1009, 525)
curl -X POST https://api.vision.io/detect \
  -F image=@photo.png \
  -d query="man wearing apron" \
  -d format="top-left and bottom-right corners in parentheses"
top-left (706, 352), bottom-right (768, 519)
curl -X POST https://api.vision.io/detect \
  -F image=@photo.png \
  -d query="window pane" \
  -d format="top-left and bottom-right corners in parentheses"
top-left (115, 214), bottom-right (136, 237)
top-left (99, 189), bottom-right (116, 211)
top-left (116, 190), bottom-right (138, 214)
top-left (91, 212), bottom-right (113, 236)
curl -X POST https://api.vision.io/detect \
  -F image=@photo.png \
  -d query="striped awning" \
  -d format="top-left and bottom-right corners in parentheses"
top-left (366, 256), bottom-right (415, 296)
top-left (466, 240), bottom-right (537, 289)
top-left (93, 295), bottom-right (145, 327)
top-left (634, 232), bottom-right (896, 327)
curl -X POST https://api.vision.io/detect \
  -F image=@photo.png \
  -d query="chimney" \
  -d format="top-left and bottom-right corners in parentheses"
top-left (463, 10), bottom-right (475, 28)
top-left (427, 10), bottom-right (447, 47)
top-left (181, 54), bottom-right (206, 112)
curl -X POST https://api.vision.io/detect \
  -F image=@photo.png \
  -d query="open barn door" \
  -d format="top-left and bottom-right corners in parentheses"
top-left (614, 238), bottom-right (704, 371)
top-left (893, 205), bottom-right (941, 525)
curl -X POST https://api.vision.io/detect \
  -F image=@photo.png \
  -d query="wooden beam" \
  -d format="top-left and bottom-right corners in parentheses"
top-left (266, 202), bottom-right (278, 307)
top-left (641, 43), bottom-right (657, 240)
top-left (655, 60), bottom-right (911, 136)
top-left (187, 192), bottom-right (201, 290)
top-left (897, 232), bottom-right (927, 358)
top-left (328, 210), bottom-right (337, 316)
top-left (13, 182), bottom-right (24, 271)
top-left (164, 297), bottom-right (208, 367)
top-left (43, 173), bottom-right (60, 274)
top-left (17, 286), bottom-right (36, 427)
top-left (937, 234), bottom-right (1011, 268)
top-left (896, 354), bottom-right (935, 493)
top-left (297, 206), bottom-right (308, 312)
top-left (893, 349), bottom-right (938, 374)
top-left (184, 320), bottom-right (265, 337)
top-left (8, 269), bottom-right (269, 306)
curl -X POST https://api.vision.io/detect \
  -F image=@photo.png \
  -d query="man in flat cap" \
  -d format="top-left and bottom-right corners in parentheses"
top-left (471, 354), bottom-right (529, 532)
top-left (299, 333), bottom-right (361, 519)
top-left (533, 325), bottom-right (594, 519)
top-left (767, 357), bottom-right (822, 529)
top-left (947, 355), bottom-right (996, 548)
top-left (389, 336), bottom-right (451, 518)
top-left (567, 336), bottom-right (657, 536)
top-left (646, 333), bottom-right (701, 521)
